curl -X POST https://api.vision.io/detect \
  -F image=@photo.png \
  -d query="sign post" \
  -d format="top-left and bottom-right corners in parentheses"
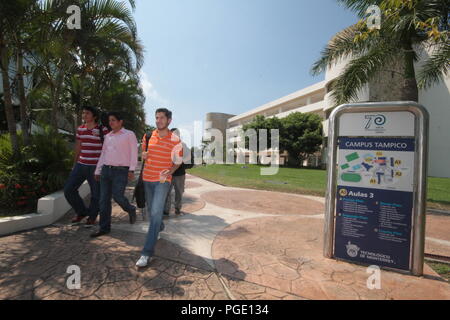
top-left (323, 102), bottom-right (429, 276)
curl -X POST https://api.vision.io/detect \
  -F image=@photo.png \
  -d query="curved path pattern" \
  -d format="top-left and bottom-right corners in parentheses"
top-left (0, 174), bottom-right (448, 300)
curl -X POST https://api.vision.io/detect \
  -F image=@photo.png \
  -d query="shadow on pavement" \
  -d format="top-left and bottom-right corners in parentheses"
top-left (0, 214), bottom-right (248, 300)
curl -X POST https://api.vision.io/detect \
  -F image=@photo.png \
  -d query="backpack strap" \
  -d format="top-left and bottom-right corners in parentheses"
top-left (138, 131), bottom-right (153, 180)
top-left (145, 131), bottom-right (151, 152)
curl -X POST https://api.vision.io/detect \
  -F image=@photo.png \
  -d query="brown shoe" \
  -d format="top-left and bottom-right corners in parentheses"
top-left (71, 215), bottom-right (86, 224)
top-left (85, 218), bottom-right (96, 228)
top-left (90, 229), bottom-right (110, 238)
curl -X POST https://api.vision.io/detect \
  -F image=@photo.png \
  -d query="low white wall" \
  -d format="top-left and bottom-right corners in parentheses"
top-left (0, 182), bottom-right (90, 237)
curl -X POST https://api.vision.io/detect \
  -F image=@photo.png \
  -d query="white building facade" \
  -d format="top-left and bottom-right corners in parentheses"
top-left (206, 51), bottom-right (450, 178)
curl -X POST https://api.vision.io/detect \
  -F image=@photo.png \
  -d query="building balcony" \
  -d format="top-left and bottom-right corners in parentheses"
top-left (268, 100), bottom-right (325, 119)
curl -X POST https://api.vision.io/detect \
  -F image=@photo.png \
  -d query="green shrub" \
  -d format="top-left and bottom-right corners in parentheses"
top-left (0, 128), bottom-right (73, 211)
top-left (22, 127), bottom-right (74, 190)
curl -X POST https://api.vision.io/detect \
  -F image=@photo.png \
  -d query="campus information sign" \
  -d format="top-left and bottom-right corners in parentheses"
top-left (324, 102), bottom-right (429, 276)
top-left (336, 137), bottom-right (415, 270)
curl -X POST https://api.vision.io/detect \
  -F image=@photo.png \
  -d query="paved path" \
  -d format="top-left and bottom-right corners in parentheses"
top-left (0, 174), bottom-right (448, 300)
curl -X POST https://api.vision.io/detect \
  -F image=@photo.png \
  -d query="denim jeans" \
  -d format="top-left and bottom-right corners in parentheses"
top-left (99, 165), bottom-right (135, 232)
top-left (141, 180), bottom-right (171, 257)
top-left (64, 163), bottom-right (100, 219)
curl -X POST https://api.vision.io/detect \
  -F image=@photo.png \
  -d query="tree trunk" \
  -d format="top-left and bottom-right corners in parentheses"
top-left (287, 152), bottom-right (301, 167)
top-left (73, 113), bottom-right (78, 135)
top-left (75, 71), bottom-right (86, 128)
top-left (50, 86), bottom-right (58, 130)
top-left (16, 47), bottom-right (30, 145)
top-left (401, 42), bottom-right (419, 102)
top-left (51, 69), bottom-right (65, 131)
top-left (77, 111), bottom-right (82, 126)
top-left (0, 30), bottom-right (19, 155)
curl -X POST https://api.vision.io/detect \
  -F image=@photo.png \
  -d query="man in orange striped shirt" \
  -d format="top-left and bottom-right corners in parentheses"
top-left (136, 108), bottom-right (183, 268)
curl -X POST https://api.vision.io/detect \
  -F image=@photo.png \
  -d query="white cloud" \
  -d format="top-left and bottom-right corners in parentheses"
top-left (139, 71), bottom-right (170, 125)
top-left (139, 71), bottom-right (168, 106)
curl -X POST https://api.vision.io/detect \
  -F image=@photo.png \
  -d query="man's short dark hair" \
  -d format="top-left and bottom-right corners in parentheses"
top-left (82, 105), bottom-right (99, 122)
top-left (155, 108), bottom-right (172, 120)
top-left (108, 111), bottom-right (124, 121)
top-left (170, 127), bottom-right (180, 136)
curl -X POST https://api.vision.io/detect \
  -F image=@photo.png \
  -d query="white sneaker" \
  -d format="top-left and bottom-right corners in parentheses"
top-left (136, 255), bottom-right (150, 268)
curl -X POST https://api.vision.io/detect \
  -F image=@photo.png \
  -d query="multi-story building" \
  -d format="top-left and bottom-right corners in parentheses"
top-left (1, 55), bottom-right (73, 135)
top-left (204, 46), bottom-right (450, 178)
top-left (0, 55), bottom-right (34, 133)
top-left (0, 52), bottom-right (35, 99)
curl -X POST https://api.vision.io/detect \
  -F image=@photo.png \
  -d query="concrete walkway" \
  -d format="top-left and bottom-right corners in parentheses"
top-left (0, 174), bottom-right (448, 300)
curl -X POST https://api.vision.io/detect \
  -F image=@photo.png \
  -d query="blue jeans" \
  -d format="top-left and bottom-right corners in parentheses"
top-left (99, 166), bottom-right (135, 232)
top-left (141, 181), bottom-right (171, 256)
top-left (64, 163), bottom-right (100, 219)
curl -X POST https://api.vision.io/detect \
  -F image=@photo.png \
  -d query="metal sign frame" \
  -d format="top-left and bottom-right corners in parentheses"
top-left (323, 101), bottom-right (429, 276)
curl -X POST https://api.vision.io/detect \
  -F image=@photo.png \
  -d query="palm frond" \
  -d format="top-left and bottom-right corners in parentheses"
top-left (311, 24), bottom-right (386, 76)
top-left (337, 0), bottom-right (384, 17)
top-left (89, 0), bottom-right (137, 37)
top-left (417, 40), bottom-right (450, 89)
top-left (330, 43), bottom-right (397, 105)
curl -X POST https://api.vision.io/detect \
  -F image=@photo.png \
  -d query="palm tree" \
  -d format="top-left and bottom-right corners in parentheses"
top-left (0, 0), bottom-right (37, 153)
top-left (29, 0), bottom-right (142, 131)
top-left (312, 0), bottom-right (449, 106)
top-left (18, 0), bottom-right (73, 131)
top-left (67, 0), bottom-right (143, 128)
top-left (9, 1), bottom-right (39, 146)
top-left (0, 30), bottom-right (19, 154)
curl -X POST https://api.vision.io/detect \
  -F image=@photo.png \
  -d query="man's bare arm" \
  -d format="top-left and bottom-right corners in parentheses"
top-left (168, 163), bottom-right (181, 175)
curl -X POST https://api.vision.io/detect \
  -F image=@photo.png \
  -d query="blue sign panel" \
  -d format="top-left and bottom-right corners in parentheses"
top-left (334, 137), bottom-right (415, 270)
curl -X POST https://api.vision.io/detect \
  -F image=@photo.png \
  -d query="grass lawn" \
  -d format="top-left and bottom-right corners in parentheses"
top-left (426, 260), bottom-right (450, 281)
top-left (188, 164), bottom-right (450, 210)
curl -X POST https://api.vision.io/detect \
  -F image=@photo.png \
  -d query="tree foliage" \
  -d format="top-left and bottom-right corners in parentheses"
top-left (1, 0), bottom-right (147, 147)
top-left (243, 113), bottom-right (323, 167)
top-left (312, 0), bottom-right (449, 106)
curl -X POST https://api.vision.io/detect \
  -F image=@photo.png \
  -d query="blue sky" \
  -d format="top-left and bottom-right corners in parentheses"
top-left (134, 0), bottom-right (358, 145)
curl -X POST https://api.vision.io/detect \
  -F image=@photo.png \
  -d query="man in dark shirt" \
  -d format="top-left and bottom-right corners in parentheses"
top-left (164, 128), bottom-right (192, 215)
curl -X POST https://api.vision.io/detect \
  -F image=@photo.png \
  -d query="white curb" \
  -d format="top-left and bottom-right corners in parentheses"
top-left (0, 182), bottom-right (90, 236)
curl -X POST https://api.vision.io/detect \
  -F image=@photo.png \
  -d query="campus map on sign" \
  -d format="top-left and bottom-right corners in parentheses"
top-left (334, 137), bottom-right (416, 270)
top-left (337, 138), bottom-right (415, 192)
